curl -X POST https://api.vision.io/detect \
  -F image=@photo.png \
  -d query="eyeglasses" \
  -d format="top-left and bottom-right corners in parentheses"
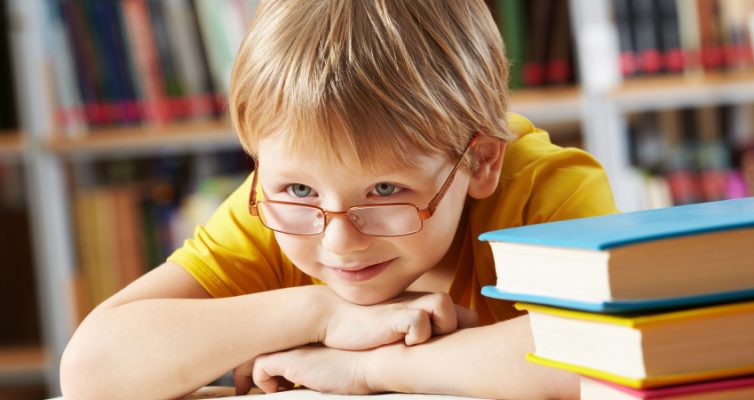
top-left (248, 133), bottom-right (480, 237)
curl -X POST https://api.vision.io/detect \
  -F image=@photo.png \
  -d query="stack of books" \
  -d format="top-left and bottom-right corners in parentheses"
top-left (480, 198), bottom-right (754, 399)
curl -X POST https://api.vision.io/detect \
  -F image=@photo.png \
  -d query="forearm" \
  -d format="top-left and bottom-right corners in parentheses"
top-left (61, 286), bottom-right (326, 400)
top-left (369, 315), bottom-right (579, 400)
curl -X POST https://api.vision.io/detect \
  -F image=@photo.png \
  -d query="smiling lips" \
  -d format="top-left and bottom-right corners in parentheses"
top-left (328, 259), bottom-right (395, 282)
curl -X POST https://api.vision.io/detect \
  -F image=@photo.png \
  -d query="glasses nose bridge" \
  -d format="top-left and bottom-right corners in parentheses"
top-left (320, 209), bottom-right (355, 231)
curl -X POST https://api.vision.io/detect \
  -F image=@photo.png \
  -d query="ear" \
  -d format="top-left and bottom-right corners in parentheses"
top-left (467, 136), bottom-right (507, 200)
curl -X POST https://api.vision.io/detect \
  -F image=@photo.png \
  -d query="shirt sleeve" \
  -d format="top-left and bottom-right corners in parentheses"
top-left (167, 172), bottom-right (311, 298)
top-left (521, 146), bottom-right (621, 224)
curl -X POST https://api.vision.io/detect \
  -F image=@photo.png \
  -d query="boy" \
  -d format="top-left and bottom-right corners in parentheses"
top-left (60, 1), bottom-right (618, 399)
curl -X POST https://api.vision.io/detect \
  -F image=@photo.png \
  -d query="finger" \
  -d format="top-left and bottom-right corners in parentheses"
top-left (401, 308), bottom-right (432, 346)
top-left (407, 293), bottom-right (458, 336)
top-left (454, 305), bottom-right (480, 329)
top-left (233, 361), bottom-right (254, 396)
top-left (276, 376), bottom-right (295, 391)
top-left (252, 355), bottom-right (286, 394)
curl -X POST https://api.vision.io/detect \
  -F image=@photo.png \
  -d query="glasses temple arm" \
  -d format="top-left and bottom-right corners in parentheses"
top-left (421, 133), bottom-right (480, 219)
top-left (248, 160), bottom-right (260, 216)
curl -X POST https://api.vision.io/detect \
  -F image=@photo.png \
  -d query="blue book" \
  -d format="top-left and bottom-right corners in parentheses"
top-left (479, 198), bottom-right (754, 312)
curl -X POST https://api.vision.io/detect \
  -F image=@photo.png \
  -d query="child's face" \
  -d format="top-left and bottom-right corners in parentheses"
top-left (257, 133), bottom-right (471, 305)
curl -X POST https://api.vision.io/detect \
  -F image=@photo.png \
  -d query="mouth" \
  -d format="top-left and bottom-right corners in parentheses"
top-left (327, 258), bottom-right (396, 282)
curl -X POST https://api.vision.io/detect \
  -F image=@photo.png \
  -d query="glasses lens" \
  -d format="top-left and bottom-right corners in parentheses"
top-left (258, 202), bottom-right (324, 235)
top-left (350, 205), bottom-right (422, 236)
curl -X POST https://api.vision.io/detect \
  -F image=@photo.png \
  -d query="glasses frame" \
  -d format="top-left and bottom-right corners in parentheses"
top-left (248, 132), bottom-right (481, 237)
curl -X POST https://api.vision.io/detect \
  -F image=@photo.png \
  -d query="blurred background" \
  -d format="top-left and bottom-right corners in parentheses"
top-left (0, 0), bottom-right (753, 398)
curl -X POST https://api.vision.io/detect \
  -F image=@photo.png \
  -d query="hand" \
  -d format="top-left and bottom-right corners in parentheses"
top-left (320, 290), bottom-right (479, 350)
top-left (250, 345), bottom-right (374, 395)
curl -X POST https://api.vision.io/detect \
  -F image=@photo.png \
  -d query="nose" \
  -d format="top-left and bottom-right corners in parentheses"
top-left (320, 212), bottom-right (371, 255)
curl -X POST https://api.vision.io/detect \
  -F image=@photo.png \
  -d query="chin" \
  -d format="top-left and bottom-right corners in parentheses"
top-left (333, 284), bottom-right (403, 306)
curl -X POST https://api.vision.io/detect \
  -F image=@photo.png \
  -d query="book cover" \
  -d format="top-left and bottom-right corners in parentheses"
top-left (482, 285), bottom-right (754, 313)
top-left (518, 301), bottom-right (754, 388)
top-left (581, 374), bottom-right (754, 399)
top-left (478, 198), bottom-right (754, 250)
top-left (528, 353), bottom-right (754, 389)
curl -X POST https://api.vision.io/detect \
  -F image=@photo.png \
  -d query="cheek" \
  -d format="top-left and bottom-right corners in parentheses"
top-left (273, 233), bottom-right (316, 268)
top-left (400, 200), bottom-right (465, 265)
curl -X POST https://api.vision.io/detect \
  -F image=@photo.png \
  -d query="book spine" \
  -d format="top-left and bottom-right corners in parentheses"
top-left (147, 0), bottom-right (191, 121)
top-left (187, 2), bottom-right (223, 116)
top-left (522, 0), bottom-right (552, 87)
top-left (656, 0), bottom-right (686, 73)
top-left (162, 0), bottom-right (214, 119)
top-left (631, 0), bottom-right (664, 75)
top-left (59, 0), bottom-right (106, 126)
top-left (120, 0), bottom-right (172, 124)
top-left (718, 0), bottom-right (754, 70)
top-left (494, 0), bottom-right (527, 88)
top-left (545, 0), bottom-right (573, 85)
top-left (697, 0), bottom-right (726, 71)
top-left (88, 1), bottom-right (133, 125)
top-left (42, 0), bottom-right (87, 135)
top-left (0, 0), bottom-right (17, 130)
top-left (102, 1), bottom-right (143, 123)
top-left (614, 0), bottom-right (639, 76)
top-left (676, 0), bottom-right (703, 73)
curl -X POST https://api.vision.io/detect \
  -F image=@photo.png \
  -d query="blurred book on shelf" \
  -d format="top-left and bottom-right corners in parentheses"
top-left (612, 0), bottom-right (754, 79)
top-left (628, 103), bottom-right (754, 209)
top-left (491, 0), bottom-right (576, 89)
top-left (0, 161), bottom-right (41, 349)
top-left (43, 0), bottom-right (259, 136)
top-left (0, 0), bottom-right (17, 133)
top-left (68, 150), bottom-right (251, 317)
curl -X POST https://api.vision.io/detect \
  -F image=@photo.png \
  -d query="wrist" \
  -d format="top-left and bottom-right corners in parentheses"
top-left (363, 343), bottom-right (409, 393)
top-left (304, 285), bottom-right (337, 344)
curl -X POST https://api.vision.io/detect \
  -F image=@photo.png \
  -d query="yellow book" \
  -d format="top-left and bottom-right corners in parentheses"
top-left (516, 301), bottom-right (754, 388)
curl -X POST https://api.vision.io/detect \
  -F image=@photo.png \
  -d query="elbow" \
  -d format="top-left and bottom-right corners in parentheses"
top-left (60, 337), bottom-right (99, 400)
top-left (60, 326), bottom-right (118, 400)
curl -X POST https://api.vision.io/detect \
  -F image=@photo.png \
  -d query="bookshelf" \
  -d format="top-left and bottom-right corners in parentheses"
top-left (2, 0), bottom-right (753, 396)
top-left (48, 119), bottom-right (237, 157)
top-left (509, 87), bottom-right (582, 124)
top-left (0, 131), bottom-right (23, 158)
top-left (0, 346), bottom-right (47, 386)
top-left (611, 70), bottom-right (754, 112)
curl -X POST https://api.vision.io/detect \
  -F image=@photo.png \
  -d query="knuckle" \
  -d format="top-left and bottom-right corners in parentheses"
top-left (429, 292), bottom-right (452, 308)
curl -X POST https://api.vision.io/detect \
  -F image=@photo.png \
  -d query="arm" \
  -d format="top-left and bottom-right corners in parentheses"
top-left (60, 261), bottom-right (328, 400)
top-left (250, 314), bottom-right (578, 399)
top-left (369, 314), bottom-right (579, 400)
top-left (61, 262), bottom-right (465, 400)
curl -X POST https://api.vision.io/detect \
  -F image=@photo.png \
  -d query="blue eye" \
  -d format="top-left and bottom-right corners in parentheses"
top-left (287, 184), bottom-right (313, 198)
top-left (372, 183), bottom-right (400, 196)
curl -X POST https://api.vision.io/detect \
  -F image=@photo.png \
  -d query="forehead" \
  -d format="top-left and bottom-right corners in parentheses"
top-left (257, 131), bottom-right (449, 180)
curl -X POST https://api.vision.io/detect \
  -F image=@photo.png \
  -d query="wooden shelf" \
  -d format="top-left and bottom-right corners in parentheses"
top-left (48, 119), bottom-right (240, 158)
top-left (509, 86), bottom-right (582, 124)
top-left (611, 70), bottom-right (754, 112)
top-left (0, 132), bottom-right (24, 158)
top-left (0, 345), bottom-right (47, 385)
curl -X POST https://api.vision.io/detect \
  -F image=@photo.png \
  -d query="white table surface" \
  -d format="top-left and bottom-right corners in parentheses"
top-left (49, 386), bottom-right (488, 399)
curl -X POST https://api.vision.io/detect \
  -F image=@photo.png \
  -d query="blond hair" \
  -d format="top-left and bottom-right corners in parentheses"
top-left (229, 0), bottom-right (512, 172)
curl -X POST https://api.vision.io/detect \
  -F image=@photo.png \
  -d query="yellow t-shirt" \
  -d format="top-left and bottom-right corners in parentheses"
top-left (168, 113), bottom-right (620, 324)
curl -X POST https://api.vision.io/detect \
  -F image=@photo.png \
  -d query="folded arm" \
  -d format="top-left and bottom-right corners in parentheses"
top-left (251, 314), bottom-right (579, 399)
